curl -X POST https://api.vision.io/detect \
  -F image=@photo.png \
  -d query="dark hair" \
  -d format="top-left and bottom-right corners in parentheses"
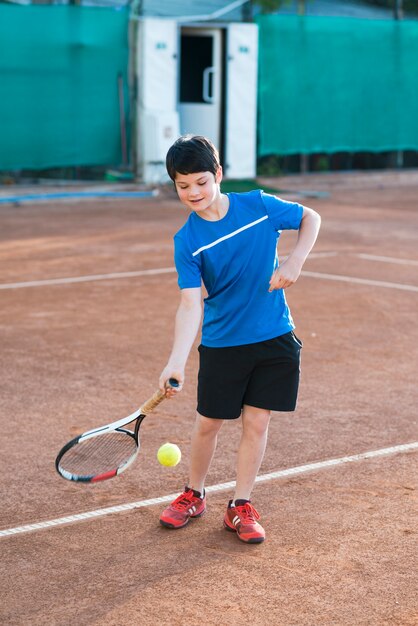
top-left (166, 135), bottom-right (220, 182)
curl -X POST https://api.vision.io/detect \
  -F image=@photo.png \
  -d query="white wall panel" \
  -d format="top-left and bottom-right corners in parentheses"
top-left (225, 23), bottom-right (258, 179)
top-left (137, 18), bottom-right (179, 182)
top-left (138, 18), bottom-right (177, 111)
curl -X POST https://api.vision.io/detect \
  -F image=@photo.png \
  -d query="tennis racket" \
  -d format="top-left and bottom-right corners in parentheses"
top-left (55, 379), bottom-right (179, 483)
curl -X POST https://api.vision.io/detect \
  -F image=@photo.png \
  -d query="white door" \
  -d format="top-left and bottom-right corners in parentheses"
top-left (179, 28), bottom-right (222, 148)
top-left (139, 18), bottom-right (177, 113)
top-left (225, 23), bottom-right (258, 178)
top-left (137, 18), bottom-right (180, 182)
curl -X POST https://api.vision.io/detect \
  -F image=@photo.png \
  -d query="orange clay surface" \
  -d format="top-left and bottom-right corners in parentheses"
top-left (1, 170), bottom-right (417, 625)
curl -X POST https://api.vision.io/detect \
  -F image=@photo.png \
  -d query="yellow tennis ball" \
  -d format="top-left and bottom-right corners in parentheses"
top-left (157, 443), bottom-right (181, 467)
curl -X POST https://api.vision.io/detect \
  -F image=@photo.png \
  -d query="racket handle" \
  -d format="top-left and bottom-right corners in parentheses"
top-left (140, 379), bottom-right (180, 415)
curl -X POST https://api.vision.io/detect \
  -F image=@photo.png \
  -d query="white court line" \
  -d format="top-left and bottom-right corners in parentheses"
top-left (0, 267), bottom-right (176, 290)
top-left (301, 270), bottom-right (418, 293)
top-left (355, 253), bottom-right (418, 267)
top-left (307, 251), bottom-right (338, 259)
top-left (1, 265), bottom-right (418, 293)
top-left (1, 441), bottom-right (417, 539)
top-left (281, 251), bottom-right (338, 260)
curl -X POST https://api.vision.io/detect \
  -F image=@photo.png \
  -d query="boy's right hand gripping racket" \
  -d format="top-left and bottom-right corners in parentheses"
top-left (55, 379), bottom-right (179, 483)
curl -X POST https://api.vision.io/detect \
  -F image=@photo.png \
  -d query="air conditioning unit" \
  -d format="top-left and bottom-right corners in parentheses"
top-left (138, 110), bottom-right (180, 182)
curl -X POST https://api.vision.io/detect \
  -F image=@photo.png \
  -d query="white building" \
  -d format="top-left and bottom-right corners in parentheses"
top-left (134, 3), bottom-right (258, 182)
top-left (133, 0), bottom-right (401, 182)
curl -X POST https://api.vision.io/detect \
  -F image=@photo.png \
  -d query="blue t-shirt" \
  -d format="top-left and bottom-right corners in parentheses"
top-left (174, 190), bottom-right (304, 348)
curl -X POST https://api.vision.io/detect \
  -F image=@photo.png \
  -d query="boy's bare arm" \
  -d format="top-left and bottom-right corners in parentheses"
top-left (269, 206), bottom-right (321, 292)
top-left (159, 287), bottom-right (202, 395)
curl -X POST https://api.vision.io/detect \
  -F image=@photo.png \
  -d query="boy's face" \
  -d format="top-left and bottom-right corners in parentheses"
top-left (174, 168), bottom-right (222, 214)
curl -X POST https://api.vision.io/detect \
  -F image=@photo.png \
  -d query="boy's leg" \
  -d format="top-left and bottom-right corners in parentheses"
top-left (234, 405), bottom-right (270, 501)
top-left (224, 405), bottom-right (270, 543)
top-left (159, 413), bottom-right (222, 529)
top-left (188, 413), bottom-right (224, 494)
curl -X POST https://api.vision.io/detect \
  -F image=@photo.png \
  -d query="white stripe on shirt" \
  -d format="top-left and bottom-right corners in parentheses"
top-left (192, 215), bottom-right (269, 257)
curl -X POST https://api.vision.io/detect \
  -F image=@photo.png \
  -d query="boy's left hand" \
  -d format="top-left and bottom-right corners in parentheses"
top-left (268, 256), bottom-right (303, 291)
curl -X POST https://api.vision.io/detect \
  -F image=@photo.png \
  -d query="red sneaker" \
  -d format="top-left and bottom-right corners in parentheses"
top-left (224, 500), bottom-right (265, 543)
top-left (160, 487), bottom-right (206, 529)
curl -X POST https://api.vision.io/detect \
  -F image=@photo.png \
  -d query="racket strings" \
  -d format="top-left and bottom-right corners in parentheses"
top-left (59, 430), bottom-right (137, 477)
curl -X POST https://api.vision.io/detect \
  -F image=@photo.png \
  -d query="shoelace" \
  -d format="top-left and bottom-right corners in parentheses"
top-left (235, 503), bottom-right (260, 524)
top-left (171, 491), bottom-right (198, 511)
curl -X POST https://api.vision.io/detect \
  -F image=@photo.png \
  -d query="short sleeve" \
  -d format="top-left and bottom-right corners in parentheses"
top-left (174, 234), bottom-right (202, 289)
top-left (260, 191), bottom-right (303, 231)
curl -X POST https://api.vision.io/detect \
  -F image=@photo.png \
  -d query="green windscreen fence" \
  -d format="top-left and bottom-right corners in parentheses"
top-left (0, 6), bottom-right (129, 170)
top-left (257, 15), bottom-right (418, 156)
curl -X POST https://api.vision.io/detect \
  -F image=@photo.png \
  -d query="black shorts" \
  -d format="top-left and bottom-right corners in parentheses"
top-left (197, 331), bottom-right (302, 419)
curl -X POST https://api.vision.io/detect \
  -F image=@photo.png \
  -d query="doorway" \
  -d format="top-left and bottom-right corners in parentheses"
top-left (179, 28), bottom-right (223, 151)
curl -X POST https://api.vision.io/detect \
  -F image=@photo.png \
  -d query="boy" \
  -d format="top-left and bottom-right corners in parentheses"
top-left (159, 135), bottom-right (321, 543)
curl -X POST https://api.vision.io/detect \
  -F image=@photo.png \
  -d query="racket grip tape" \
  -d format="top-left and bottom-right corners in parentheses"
top-left (140, 379), bottom-right (180, 415)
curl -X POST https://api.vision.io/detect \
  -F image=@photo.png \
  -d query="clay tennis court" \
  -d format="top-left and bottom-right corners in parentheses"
top-left (1, 170), bottom-right (417, 625)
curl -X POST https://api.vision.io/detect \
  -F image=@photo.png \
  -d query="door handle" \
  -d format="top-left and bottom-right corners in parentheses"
top-left (203, 66), bottom-right (215, 104)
